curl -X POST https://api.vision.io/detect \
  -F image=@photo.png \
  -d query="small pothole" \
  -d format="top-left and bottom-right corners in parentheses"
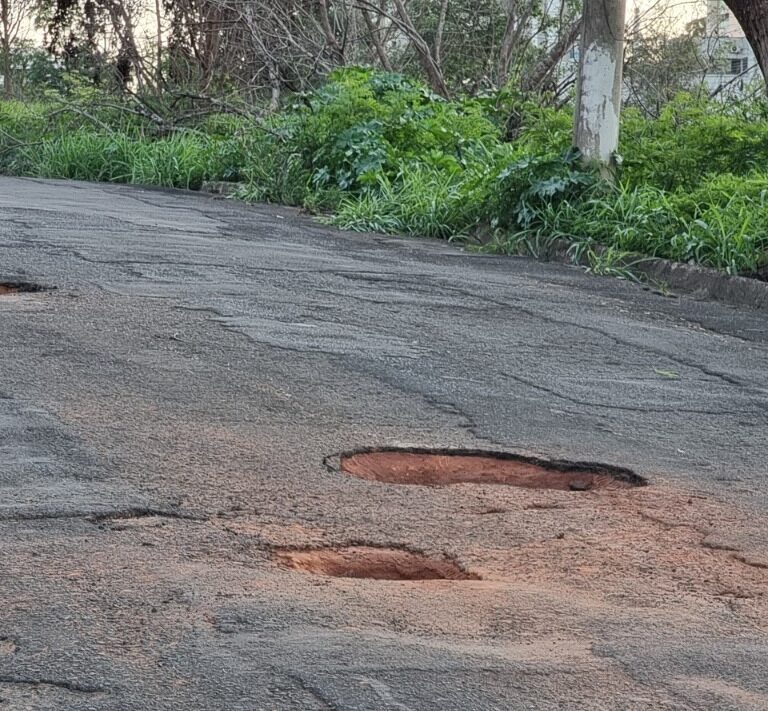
top-left (274, 546), bottom-right (480, 580)
top-left (0, 281), bottom-right (49, 295)
top-left (331, 448), bottom-right (646, 491)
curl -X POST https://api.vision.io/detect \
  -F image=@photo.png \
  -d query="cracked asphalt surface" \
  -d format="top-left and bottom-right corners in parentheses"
top-left (1, 177), bottom-right (768, 710)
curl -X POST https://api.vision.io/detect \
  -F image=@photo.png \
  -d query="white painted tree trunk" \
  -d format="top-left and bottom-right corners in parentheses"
top-left (573, 0), bottom-right (627, 172)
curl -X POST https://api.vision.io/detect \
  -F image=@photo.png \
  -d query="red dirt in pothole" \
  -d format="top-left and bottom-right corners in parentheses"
top-left (338, 449), bottom-right (643, 490)
top-left (274, 546), bottom-right (480, 581)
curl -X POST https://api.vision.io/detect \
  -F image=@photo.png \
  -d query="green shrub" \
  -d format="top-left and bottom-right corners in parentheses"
top-left (276, 68), bottom-right (500, 192)
top-left (489, 148), bottom-right (599, 229)
top-left (333, 157), bottom-right (493, 238)
top-left (621, 95), bottom-right (768, 190)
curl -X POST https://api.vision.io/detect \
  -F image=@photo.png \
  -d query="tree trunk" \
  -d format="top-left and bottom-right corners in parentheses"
top-left (573, 0), bottom-right (627, 174)
top-left (391, 0), bottom-right (450, 98)
top-left (433, 0), bottom-right (449, 71)
top-left (497, 12), bottom-right (517, 88)
top-left (0, 0), bottom-right (11, 98)
top-left (268, 64), bottom-right (281, 112)
top-left (154, 0), bottom-right (163, 90)
top-left (723, 0), bottom-right (768, 82)
top-left (318, 0), bottom-right (345, 65)
top-left (361, 9), bottom-right (393, 71)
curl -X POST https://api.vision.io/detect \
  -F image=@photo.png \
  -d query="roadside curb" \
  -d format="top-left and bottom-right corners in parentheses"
top-left (634, 258), bottom-right (768, 312)
top-left (544, 239), bottom-right (768, 313)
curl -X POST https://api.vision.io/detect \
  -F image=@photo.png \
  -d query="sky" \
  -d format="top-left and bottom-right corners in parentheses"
top-left (633, 0), bottom-right (706, 27)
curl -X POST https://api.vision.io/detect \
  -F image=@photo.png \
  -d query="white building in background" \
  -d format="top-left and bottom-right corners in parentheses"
top-left (702, 0), bottom-right (761, 95)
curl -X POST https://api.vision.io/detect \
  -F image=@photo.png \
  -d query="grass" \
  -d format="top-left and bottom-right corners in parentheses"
top-left (14, 130), bottom-right (216, 189)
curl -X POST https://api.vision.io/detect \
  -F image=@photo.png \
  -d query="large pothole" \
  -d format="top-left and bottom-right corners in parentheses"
top-left (330, 448), bottom-right (646, 491)
top-left (0, 281), bottom-right (48, 296)
top-left (274, 546), bottom-right (480, 580)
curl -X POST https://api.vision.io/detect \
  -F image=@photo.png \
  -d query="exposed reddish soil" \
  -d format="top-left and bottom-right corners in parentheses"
top-left (472, 485), bottom-right (768, 611)
top-left (338, 448), bottom-right (644, 490)
top-left (274, 546), bottom-right (481, 581)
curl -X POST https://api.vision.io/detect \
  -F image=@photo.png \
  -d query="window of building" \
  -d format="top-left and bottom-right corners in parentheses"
top-left (730, 57), bottom-right (749, 75)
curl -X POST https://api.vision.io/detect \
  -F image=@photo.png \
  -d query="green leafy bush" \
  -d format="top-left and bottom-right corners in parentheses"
top-left (621, 96), bottom-right (768, 190)
top-left (276, 68), bottom-right (500, 192)
top-left (333, 152), bottom-right (498, 239)
top-left (490, 148), bottom-right (599, 229)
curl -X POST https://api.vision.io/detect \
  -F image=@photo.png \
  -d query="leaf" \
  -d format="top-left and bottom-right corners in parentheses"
top-left (653, 368), bottom-right (680, 379)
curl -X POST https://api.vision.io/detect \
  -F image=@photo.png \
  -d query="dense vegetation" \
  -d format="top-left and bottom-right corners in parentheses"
top-left (2, 68), bottom-right (768, 276)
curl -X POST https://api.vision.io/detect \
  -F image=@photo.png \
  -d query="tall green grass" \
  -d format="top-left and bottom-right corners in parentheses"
top-left (493, 179), bottom-right (768, 274)
top-left (17, 131), bottom-right (215, 189)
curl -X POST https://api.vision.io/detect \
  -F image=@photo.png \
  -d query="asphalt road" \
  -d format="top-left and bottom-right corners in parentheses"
top-left (1, 177), bottom-right (767, 710)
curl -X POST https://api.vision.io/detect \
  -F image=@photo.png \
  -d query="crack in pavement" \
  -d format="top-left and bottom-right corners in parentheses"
top-left (734, 554), bottom-right (768, 570)
top-left (375, 275), bottom-right (768, 383)
top-left (0, 676), bottom-right (105, 695)
top-left (359, 676), bottom-right (417, 710)
top-left (284, 673), bottom-right (339, 710)
top-left (88, 507), bottom-right (207, 523)
top-left (499, 370), bottom-right (761, 416)
top-left (0, 507), bottom-right (205, 524)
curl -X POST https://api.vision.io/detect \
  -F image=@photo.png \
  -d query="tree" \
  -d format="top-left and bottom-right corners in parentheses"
top-left (573, 0), bottom-right (627, 172)
top-left (723, 1), bottom-right (768, 83)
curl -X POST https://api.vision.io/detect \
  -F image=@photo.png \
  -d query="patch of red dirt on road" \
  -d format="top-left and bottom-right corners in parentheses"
top-left (475, 485), bottom-right (768, 622)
